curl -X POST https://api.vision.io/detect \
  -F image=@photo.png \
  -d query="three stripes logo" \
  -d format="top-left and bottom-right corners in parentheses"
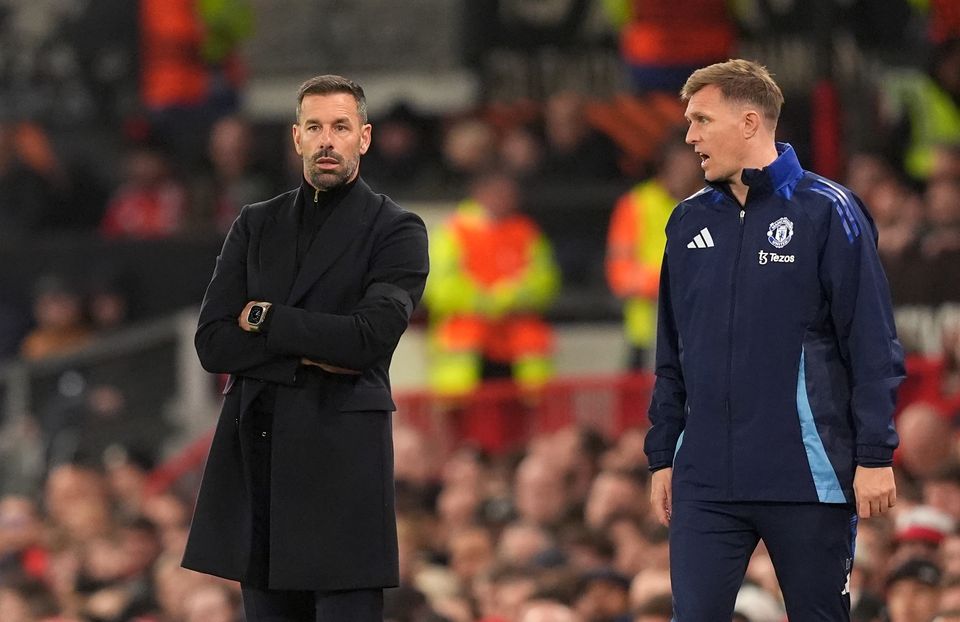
top-left (687, 227), bottom-right (715, 249)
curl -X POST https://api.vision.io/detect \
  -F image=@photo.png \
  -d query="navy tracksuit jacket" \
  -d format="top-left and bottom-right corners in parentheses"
top-left (644, 142), bottom-right (904, 504)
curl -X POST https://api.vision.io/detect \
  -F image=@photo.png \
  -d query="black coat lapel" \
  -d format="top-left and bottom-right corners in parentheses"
top-left (286, 179), bottom-right (378, 306)
top-left (259, 188), bottom-right (300, 304)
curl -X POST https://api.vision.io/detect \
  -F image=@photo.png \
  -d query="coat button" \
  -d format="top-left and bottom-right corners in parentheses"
top-left (261, 431), bottom-right (268, 438)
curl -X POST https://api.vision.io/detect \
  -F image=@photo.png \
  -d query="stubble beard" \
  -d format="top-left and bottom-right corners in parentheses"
top-left (308, 152), bottom-right (359, 191)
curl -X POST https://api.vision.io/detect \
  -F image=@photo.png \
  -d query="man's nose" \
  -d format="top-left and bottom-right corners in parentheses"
top-left (317, 126), bottom-right (334, 146)
top-left (685, 125), bottom-right (698, 144)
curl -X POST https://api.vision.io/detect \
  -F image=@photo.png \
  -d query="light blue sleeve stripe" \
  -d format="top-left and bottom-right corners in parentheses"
top-left (673, 430), bottom-right (685, 461)
top-left (811, 187), bottom-right (855, 244)
top-left (797, 349), bottom-right (847, 503)
top-left (819, 178), bottom-right (862, 236)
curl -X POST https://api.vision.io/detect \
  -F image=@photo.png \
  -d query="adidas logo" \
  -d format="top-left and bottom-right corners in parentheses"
top-left (687, 227), bottom-right (715, 249)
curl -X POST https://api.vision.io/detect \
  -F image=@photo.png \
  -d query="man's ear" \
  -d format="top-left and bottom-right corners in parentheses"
top-left (292, 123), bottom-right (303, 155)
top-left (360, 124), bottom-right (372, 155)
top-left (743, 110), bottom-right (762, 140)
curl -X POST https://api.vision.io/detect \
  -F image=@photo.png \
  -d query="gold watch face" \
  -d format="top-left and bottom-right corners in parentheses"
top-left (248, 305), bottom-right (264, 324)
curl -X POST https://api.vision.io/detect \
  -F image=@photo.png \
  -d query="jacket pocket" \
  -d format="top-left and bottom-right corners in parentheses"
top-left (338, 388), bottom-right (396, 412)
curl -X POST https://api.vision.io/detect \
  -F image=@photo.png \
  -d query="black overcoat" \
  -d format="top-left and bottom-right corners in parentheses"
top-left (181, 179), bottom-right (429, 590)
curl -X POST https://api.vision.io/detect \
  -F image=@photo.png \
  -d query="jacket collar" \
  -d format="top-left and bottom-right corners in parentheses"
top-left (740, 142), bottom-right (805, 200)
top-left (706, 142), bottom-right (805, 203)
top-left (259, 177), bottom-right (378, 306)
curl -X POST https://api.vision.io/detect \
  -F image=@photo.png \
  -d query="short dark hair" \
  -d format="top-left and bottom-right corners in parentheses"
top-left (296, 74), bottom-right (367, 123)
top-left (681, 59), bottom-right (784, 126)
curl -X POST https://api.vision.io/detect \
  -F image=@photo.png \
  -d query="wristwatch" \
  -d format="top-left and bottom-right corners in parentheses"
top-left (246, 302), bottom-right (272, 332)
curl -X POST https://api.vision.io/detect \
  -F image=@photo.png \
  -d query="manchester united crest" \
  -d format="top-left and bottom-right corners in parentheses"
top-left (767, 217), bottom-right (794, 249)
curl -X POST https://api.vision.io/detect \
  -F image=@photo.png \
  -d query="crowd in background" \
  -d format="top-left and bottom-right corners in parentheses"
top-left (2, 417), bottom-right (960, 622)
top-left (1, 0), bottom-right (960, 620)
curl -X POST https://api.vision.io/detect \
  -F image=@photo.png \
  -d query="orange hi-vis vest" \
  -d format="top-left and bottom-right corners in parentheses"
top-left (424, 202), bottom-right (561, 394)
top-left (141, 0), bottom-right (207, 109)
top-left (606, 179), bottom-right (677, 349)
top-left (621, 0), bottom-right (733, 66)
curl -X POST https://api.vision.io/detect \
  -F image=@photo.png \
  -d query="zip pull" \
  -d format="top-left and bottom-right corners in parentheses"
top-left (314, 188), bottom-right (320, 203)
top-left (739, 209), bottom-right (745, 224)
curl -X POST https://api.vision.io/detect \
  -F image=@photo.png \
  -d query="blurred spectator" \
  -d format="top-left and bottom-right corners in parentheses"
top-left (514, 455), bottom-right (571, 529)
top-left (860, 174), bottom-right (931, 305)
top-left (363, 102), bottom-right (440, 199)
top-left (43, 464), bottom-right (111, 543)
top-left (102, 445), bottom-right (154, 518)
top-left (441, 118), bottom-right (498, 192)
top-left (0, 577), bottom-right (62, 622)
top-left (86, 274), bottom-right (133, 333)
top-left (152, 550), bottom-right (198, 621)
top-left (733, 582), bottom-right (784, 622)
top-left (604, 0), bottom-right (734, 94)
top-left (139, 0), bottom-right (253, 165)
top-left (606, 136), bottom-right (703, 368)
top-left (540, 92), bottom-right (621, 181)
top-left (448, 525), bottom-right (495, 589)
top-left (893, 505), bottom-right (955, 561)
top-left (42, 385), bottom-right (145, 472)
top-left (182, 581), bottom-right (241, 622)
top-left (99, 142), bottom-right (188, 239)
top-left (500, 125), bottom-right (545, 181)
top-left (627, 567), bottom-right (670, 613)
top-left (924, 175), bottom-right (960, 302)
top-left (632, 592), bottom-right (672, 622)
top-left (394, 424), bottom-right (441, 497)
top-left (930, 144), bottom-right (960, 182)
top-left (139, 491), bottom-right (190, 552)
top-left (19, 276), bottom-right (93, 361)
top-left (191, 115), bottom-right (273, 234)
top-left (423, 171), bottom-right (561, 395)
top-left (521, 599), bottom-right (582, 622)
top-left (924, 463), bottom-right (960, 521)
top-left (885, 558), bottom-right (943, 622)
top-left (559, 527), bottom-right (615, 573)
top-left (497, 521), bottom-right (555, 567)
top-left (583, 471), bottom-right (646, 531)
top-left (923, 0), bottom-right (960, 44)
top-left (897, 402), bottom-right (957, 479)
top-left (573, 567), bottom-right (631, 622)
top-left (882, 38), bottom-right (960, 181)
top-left (940, 533), bottom-right (960, 578)
top-left (942, 576), bottom-right (960, 616)
top-left (600, 427), bottom-right (647, 473)
top-left (479, 565), bottom-right (540, 621)
top-left (0, 121), bottom-right (66, 241)
top-left (0, 495), bottom-right (45, 583)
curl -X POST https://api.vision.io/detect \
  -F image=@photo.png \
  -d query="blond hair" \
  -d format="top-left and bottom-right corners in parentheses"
top-left (681, 59), bottom-right (784, 126)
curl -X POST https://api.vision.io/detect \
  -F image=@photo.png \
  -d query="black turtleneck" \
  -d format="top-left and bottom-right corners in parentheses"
top-left (296, 176), bottom-right (357, 274)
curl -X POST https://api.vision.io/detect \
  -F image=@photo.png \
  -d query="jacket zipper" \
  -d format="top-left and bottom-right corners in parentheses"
top-left (726, 206), bottom-right (746, 497)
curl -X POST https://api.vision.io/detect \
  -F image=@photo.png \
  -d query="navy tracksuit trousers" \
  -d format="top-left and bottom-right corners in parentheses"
top-left (669, 500), bottom-right (858, 621)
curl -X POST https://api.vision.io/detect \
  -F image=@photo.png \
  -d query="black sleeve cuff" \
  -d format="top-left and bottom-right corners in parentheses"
top-left (258, 305), bottom-right (276, 334)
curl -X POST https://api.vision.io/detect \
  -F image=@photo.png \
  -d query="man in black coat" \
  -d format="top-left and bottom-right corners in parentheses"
top-left (181, 75), bottom-right (430, 621)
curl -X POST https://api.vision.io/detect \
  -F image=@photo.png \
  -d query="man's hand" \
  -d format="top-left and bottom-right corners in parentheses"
top-left (853, 465), bottom-right (896, 518)
top-left (238, 301), bottom-right (260, 332)
top-left (301, 358), bottom-right (361, 375)
top-left (650, 467), bottom-right (673, 527)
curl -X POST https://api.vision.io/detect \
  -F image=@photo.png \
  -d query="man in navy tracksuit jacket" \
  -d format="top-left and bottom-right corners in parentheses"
top-left (644, 60), bottom-right (904, 621)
